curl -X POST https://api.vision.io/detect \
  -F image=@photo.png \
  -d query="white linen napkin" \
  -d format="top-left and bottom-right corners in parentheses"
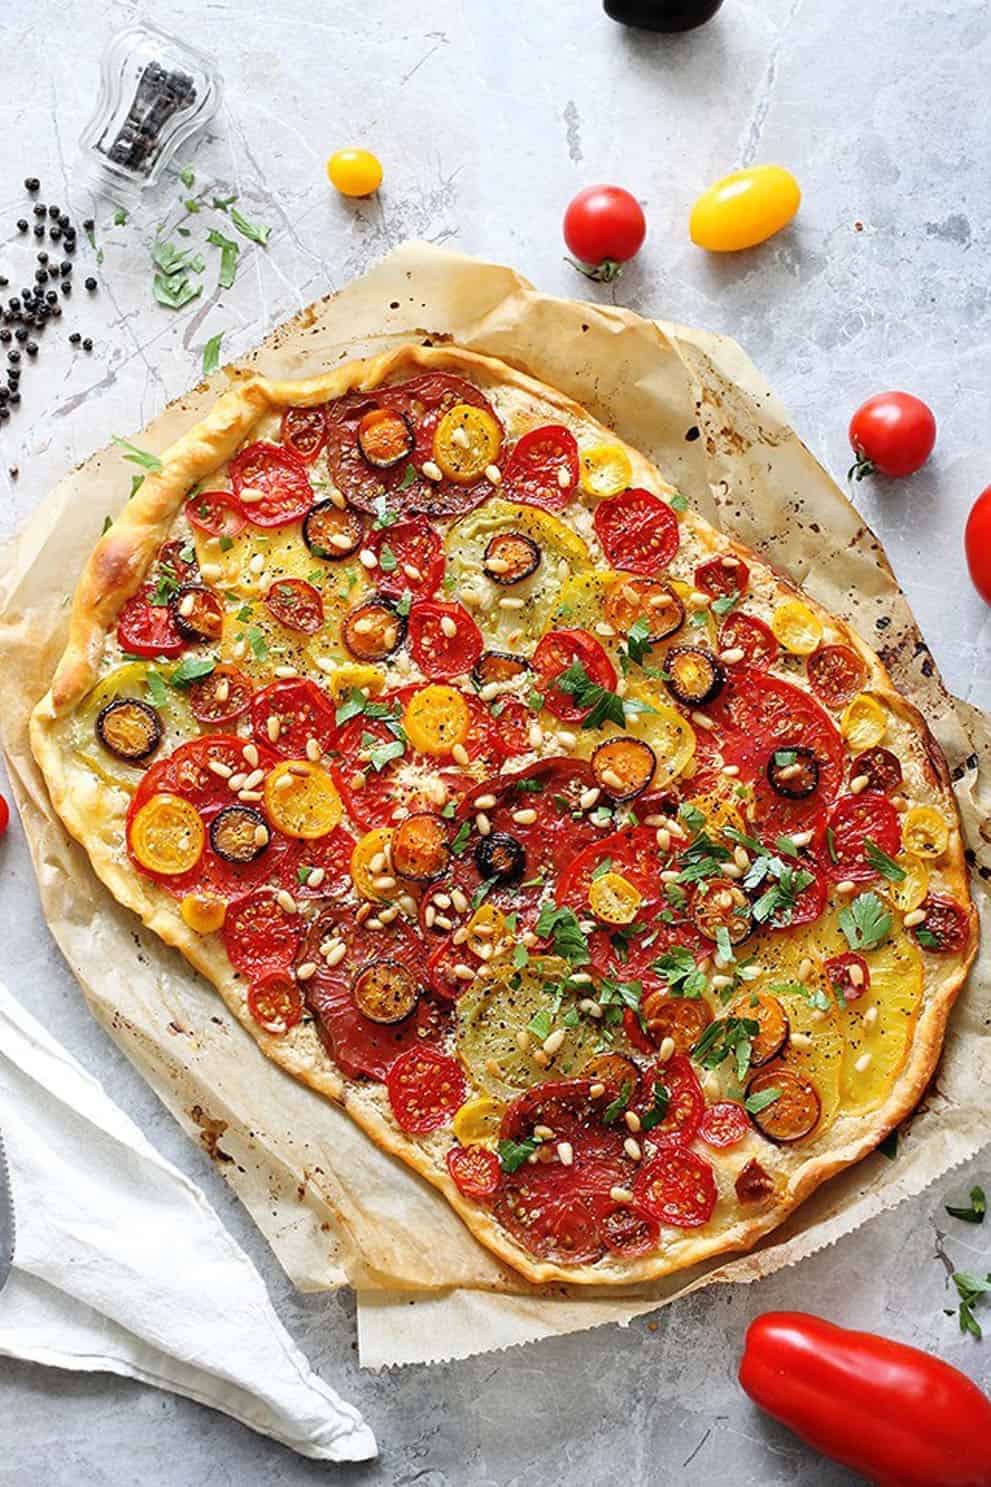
top-left (0, 983), bottom-right (375, 1462)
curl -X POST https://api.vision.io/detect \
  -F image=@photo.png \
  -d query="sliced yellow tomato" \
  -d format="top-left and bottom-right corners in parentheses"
top-left (456, 957), bottom-right (603, 1100)
top-left (681, 785), bottom-right (747, 842)
top-left (836, 931), bottom-right (923, 1115)
top-left (569, 683), bottom-right (696, 791)
top-left (130, 794), bottom-right (205, 876)
top-left (579, 443), bottom-right (632, 499)
top-left (553, 571), bottom-right (625, 637)
top-left (264, 761), bottom-right (342, 839)
top-left (350, 826), bottom-right (399, 900)
top-left (690, 165), bottom-right (801, 253)
top-left (444, 498), bottom-right (590, 648)
top-left (180, 892), bottom-right (227, 934)
top-left (403, 684), bottom-right (470, 756)
top-left (323, 662), bottom-right (386, 704)
top-left (902, 805), bottom-right (950, 860)
top-left (220, 600), bottom-right (313, 681)
top-left (588, 870), bottom-right (642, 925)
top-left (72, 661), bottom-right (195, 789)
top-left (433, 404), bottom-right (501, 483)
top-left (886, 853), bottom-right (929, 913)
top-left (452, 1095), bottom-right (506, 1147)
top-left (772, 979), bottom-right (846, 1138)
top-left (841, 693), bottom-right (888, 750)
top-left (466, 904), bottom-right (511, 959)
top-left (771, 599), bottom-right (823, 655)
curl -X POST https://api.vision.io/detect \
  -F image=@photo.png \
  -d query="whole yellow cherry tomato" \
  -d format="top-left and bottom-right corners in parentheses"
top-left (690, 165), bottom-right (801, 252)
top-left (180, 892), bottom-right (227, 934)
top-left (327, 148), bottom-right (383, 198)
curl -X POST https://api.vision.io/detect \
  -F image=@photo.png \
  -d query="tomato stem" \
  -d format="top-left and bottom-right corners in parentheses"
top-left (847, 448), bottom-right (875, 482)
top-left (564, 255), bottom-right (624, 284)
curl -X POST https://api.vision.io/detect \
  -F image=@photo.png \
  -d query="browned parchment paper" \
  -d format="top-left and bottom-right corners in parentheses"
top-left (1, 244), bottom-right (988, 1367)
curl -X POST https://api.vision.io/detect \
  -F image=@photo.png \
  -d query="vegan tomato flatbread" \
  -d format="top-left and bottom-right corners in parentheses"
top-left (30, 343), bottom-right (977, 1284)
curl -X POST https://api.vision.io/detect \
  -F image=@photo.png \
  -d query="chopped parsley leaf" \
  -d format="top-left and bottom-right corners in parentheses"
top-left (946, 1186), bottom-right (987, 1225)
top-left (497, 1138), bottom-right (538, 1174)
top-left (534, 903), bottom-right (590, 965)
top-left (838, 891), bottom-right (892, 952)
top-left (864, 839), bottom-right (907, 883)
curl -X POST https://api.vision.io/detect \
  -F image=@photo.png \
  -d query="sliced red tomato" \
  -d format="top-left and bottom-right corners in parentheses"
top-left (387, 1046), bottom-right (466, 1134)
top-left (134, 734), bottom-right (259, 812)
top-left (494, 1174), bottom-right (606, 1266)
top-left (823, 791), bottom-right (901, 882)
top-left (502, 426), bottom-right (579, 513)
top-left (157, 538), bottom-right (199, 581)
top-left (558, 825), bottom-right (667, 917)
top-left (264, 578), bottom-right (323, 634)
top-left (597, 1201), bottom-right (660, 1257)
top-left (230, 441), bottom-right (314, 527)
top-left (185, 489), bottom-right (247, 540)
top-left (695, 555), bottom-right (749, 599)
top-left (283, 826), bottom-right (356, 900)
top-left (447, 1145), bottom-right (500, 1201)
top-left (223, 890), bottom-right (301, 979)
top-left (450, 758), bottom-right (611, 893)
top-left (912, 895), bottom-right (972, 955)
top-left (761, 851), bottom-right (828, 931)
top-left (370, 518), bottom-right (444, 599)
top-left (247, 971), bottom-right (304, 1035)
top-left (634, 1057), bottom-right (704, 1147)
top-left (634, 1146), bottom-right (716, 1228)
top-left (407, 600), bottom-right (483, 680)
top-left (117, 590), bottom-right (186, 658)
top-left (593, 488), bottom-right (679, 575)
top-left (324, 377), bottom-right (500, 520)
top-left (718, 611), bottom-right (778, 669)
top-left (188, 664), bottom-right (253, 726)
top-left (806, 645), bottom-right (868, 709)
top-left (489, 697), bottom-right (533, 759)
top-left (824, 951), bottom-right (870, 1001)
top-left (851, 747), bottom-right (902, 795)
top-left (532, 628), bottom-right (617, 722)
top-left (333, 723), bottom-right (472, 831)
top-left (280, 406), bottom-right (326, 464)
top-left (699, 1101), bottom-right (750, 1148)
top-left (250, 679), bottom-right (338, 759)
top-left (702, 668), bottom-right (844, 836)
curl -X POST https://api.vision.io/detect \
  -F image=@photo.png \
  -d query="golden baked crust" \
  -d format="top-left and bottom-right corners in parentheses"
top-left (31, 343), bottom-right (977, 1285)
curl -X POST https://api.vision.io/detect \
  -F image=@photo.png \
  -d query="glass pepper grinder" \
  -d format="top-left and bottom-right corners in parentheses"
top-left (76, 21), bottom-right (222, 208)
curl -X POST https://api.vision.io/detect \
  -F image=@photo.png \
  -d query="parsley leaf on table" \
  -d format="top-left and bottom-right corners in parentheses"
top-left (953, 1272), bottom-right (991, 1340)
top-left (946, 1186), bottom-right (987, 1224)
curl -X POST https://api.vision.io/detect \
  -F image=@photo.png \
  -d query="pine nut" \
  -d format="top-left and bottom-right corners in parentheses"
top-left (484, 464), bottom-right (502, 484)
top-left (276, 890), bottom-right (297, 914)
top-left (719, 647), bottom-right (745, 665)
top-left (451, 742), bottom-right (469, 766)
top-left (422, 461), bottom-right (443, 481)
top-left (557, 1141), bottom-right (574, 1166)
top-left (849, 774), bottom-right (870, 795)
top-left (658, 1037), bottom-right (676, 1063)
top-left (266, 715), bottom-right (281, 742)
top-left (542, 1029), bottom-right (566, 1056)
top-left (307, 867), bottom-right (326, 889)
top-left (624, 1110), bottom-right (641, 1134)
top-left (208, 760), bottom-right (233, 779)
top-left (610, 1186), bottom-right (634, 1204)
top-left (903, 908), bottom-right (927, 928)
top-left (512, 808), bottom-right (537, 825)
top-left (623, 1137), bottom-right (642, 1162)
top-left (325, 942), bottom-right (347, 967)
top-left (475, 812), bottom-right (491, 836)
top-left (296, 961), bottom-right (317, 981)
top-left (253, 824), bottom-right (269, 847)
top-left (359, 549), bottom-right (377, 569)
top-left (579, 787), bottom-right (601, 810)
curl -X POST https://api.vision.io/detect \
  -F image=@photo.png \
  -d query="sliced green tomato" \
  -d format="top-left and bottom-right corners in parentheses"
top-left (220, 599), bottom-right (312, 680)
top-left (835, 931), bottom-right (923, 1116)
top-left (567, 683), bottom-right (696, 792)
top-left (455, 956), bottom-right (604, 1100)
top-left (443, 499), bottom-right (590, 650)
top-left (71, 661), bottom-right (195, 789)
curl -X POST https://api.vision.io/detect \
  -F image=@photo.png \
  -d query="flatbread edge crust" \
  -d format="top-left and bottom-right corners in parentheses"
top-left (30, 342), bottom-right (978, 1286)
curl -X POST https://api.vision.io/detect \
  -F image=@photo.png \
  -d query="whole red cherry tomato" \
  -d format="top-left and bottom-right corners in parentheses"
top-left (563, 186), bottom-right (646, 283)
top-left (0, 793), bottom-right (9, 837)
top-left (604, 0), bottom-right (725, 31)
top-left (740, 1311), bottom-right (991, 1487)
top-left (848, 392), bottom-right (936, 480)
top-left (965, 485), bottom-right (991, 605)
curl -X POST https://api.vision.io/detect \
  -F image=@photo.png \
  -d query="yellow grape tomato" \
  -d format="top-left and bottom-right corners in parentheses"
top-left (690, 165), bottom-right (801, 253)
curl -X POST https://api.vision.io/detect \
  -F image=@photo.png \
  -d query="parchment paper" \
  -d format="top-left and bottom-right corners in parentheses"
top-left (1, 244), bottom-right (989, 1367)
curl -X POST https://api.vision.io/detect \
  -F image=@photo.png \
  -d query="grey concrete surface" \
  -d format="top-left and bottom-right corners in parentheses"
top-left (1, 0), bottom-right (990, 1482)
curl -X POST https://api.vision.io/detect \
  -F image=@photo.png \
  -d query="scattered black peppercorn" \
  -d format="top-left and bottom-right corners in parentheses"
top-left (49, 225), bottom-right (62, 241)
top-left (0, 277), bottom-right (7, 289)
top-left (50, 303), bottom-right (61, 317)
top-left (69, 332), bottom-right (81, 345)
top-left (62, 282), bottom-right (72, 296)
top-left (16, 219), bottom-right (27, 233)
top-left (85, 276), bottom-right (97, 291)
top-left (14, 329), bottom-right (26, 343)
top-left (0, 408), bottom-right (9, 422)
top-left (34, 268), bottom-right (46, 284)
top-left (47, 204), bottom-right (59, 219)
top-left (24, 178), bottom-right (39, 192)
top-left (60, 261), bottom-right (71, 275)
top-left (0, 387), bottom-right (8, 402)
top-left (0, 331), bottom-right (10, 345)
top-left (32, 203), bottom-right (46, 218)
top-left (82, 217), bottom-right (94, 231)
top-left (63, 237), bottom-right (76, 254)
top-left (25, 342), bottom-right (38, 356)
top-left (45, 290), bottom-right (57, 304)
top-left (36, 251), bottom-right (48, 265)
top-left (32, 224), bottom-right (44, 238)
top-left (9, 391), bottom-right (21, 405)
top-left (7, 350), bottom-right (20, 365)
top-left (82, 337), bottom-right (93, 351)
